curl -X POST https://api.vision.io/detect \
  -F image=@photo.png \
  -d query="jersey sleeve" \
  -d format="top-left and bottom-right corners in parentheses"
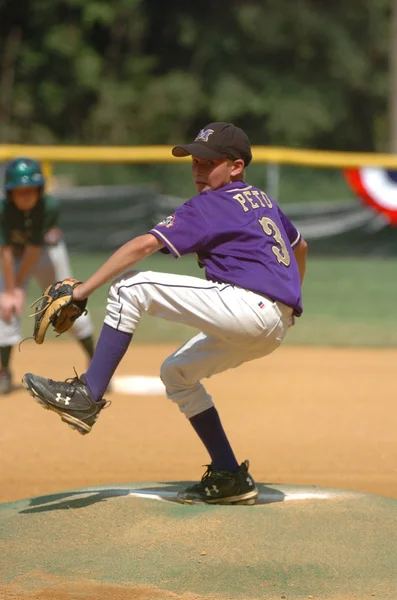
top-left (277, 206), bottom-right (301, 248)
top-left (149, 201), bottom-right (211, 258)
top-left (44, 195), bottom-right (61, 231)
top-left (29, 196), bottom-right (61, 245)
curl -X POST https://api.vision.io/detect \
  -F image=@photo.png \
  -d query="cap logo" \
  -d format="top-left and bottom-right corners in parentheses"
top-left (195, 128), bottom-right (214, 143)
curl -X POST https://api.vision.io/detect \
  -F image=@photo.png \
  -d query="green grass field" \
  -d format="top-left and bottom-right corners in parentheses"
top-left (23, 253), bottom-right (397, 347)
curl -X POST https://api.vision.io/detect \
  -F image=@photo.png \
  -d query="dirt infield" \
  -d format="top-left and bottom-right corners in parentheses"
top-left (1, 341), bottom-right (397, 503)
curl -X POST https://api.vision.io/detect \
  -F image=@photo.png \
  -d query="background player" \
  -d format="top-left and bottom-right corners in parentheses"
top-left (0, 157), bottom-right (95, 394)
top-left (22, 123), bottom-right (308, 505)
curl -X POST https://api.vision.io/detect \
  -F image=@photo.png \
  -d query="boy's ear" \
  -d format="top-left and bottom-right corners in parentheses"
top-left (231, 159), bottom-right (245, 176)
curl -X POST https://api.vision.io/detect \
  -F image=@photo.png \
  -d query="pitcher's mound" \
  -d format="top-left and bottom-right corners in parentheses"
top-left (1, 482), bottom-right (397, 599)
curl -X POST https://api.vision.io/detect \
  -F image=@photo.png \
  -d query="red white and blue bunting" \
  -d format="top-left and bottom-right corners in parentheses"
top-left (344, 167), bottom-right (397, 225)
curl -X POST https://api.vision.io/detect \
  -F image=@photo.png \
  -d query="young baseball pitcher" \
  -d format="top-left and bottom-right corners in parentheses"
top-left (22, 123), bottom-right (307, 504)
top-left (0, 157), bottom-right (95, 394)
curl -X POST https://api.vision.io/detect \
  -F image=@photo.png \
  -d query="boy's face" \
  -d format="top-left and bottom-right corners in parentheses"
top-left (11, 186), bottom-right (40, 211)
top-left (191, 157), bottom-right (244, 193)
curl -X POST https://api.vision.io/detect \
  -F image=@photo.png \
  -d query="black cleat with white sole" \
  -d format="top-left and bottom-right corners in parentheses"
top-left (22, 372), bottom-right (109, 435)
top-left (178, 460), bottom-right (258, 505)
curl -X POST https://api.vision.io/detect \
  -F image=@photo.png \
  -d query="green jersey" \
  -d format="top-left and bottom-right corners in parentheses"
top-left (0, 194), bottom-right (60, 255)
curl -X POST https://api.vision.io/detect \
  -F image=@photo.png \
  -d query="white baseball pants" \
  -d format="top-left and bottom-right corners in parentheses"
top-left (105, 270), bottom-right (293, 418)
top-left (0, 241), bottom-right (93, 346)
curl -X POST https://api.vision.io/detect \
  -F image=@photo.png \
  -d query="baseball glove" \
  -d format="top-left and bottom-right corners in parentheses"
top-left (30, 278), bottom-right (87, 344)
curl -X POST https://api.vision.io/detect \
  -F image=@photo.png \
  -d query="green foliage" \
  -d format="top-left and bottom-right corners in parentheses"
top-left (0, 0), bottom-right (391, 150)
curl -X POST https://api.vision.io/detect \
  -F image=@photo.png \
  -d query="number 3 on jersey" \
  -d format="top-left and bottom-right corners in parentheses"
top-left (258, 217), bottom-right (290, 267)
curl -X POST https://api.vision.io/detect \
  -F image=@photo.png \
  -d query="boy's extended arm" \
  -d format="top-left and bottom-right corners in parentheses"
top-left (74, 234), bottom-right (164, 301)
top-left (293, 238), bottom-right (308, 285)
top-left (1, 246), bottom-right (16, 292)
top-left (0, 246), bottom-right (25, 321)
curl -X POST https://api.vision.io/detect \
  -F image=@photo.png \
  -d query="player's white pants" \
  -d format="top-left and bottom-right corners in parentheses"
top-left (105, 270), bottom-right (293, 418)
top-left (0, 241), bottom-right (93, 346)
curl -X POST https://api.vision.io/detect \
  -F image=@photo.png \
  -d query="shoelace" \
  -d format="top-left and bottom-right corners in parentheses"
top-left (200, 465), bottom-right (213, 482)
top-left (47, 368), bottom-right (112, 409)
top-left (46, 378), bottom-right (78, 396)
top-left (200, 464), bottom-right (234, 482)
top-left (46, 367), bottom-right (81, 396)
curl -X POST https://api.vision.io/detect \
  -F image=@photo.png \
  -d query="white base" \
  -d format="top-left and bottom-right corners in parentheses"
top-left (112, 375), bottom-right (165, 395)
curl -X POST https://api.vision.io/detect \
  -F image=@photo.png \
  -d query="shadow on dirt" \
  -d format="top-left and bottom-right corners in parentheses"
top-left (18, 483), bottom-right (285, 513)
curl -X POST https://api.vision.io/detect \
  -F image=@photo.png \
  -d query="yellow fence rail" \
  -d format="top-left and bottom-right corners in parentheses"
top-left (1, 144), bottom-right (397, 168)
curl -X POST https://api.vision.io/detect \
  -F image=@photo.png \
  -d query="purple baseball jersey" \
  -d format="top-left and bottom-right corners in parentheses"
top-left (150, 181), bottom-right (303, 315)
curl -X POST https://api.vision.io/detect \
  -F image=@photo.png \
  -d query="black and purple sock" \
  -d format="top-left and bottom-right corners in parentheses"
top-left (189, 406), bottom-right (239, 472)
top-left (85, 324), bottom-right (132, 401)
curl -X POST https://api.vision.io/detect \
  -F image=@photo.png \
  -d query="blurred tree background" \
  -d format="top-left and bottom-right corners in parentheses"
top-left (0, 0), bottom-right (391, 152)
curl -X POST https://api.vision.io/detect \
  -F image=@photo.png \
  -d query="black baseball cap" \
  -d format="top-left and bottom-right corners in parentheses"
top-left (172, 122), bottom-right (252, 167)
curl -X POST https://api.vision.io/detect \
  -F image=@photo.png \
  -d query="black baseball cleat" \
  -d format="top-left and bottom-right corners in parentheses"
top-left (22, 372), bottom-right (109, 435)
top-left (178, 460), bottom-right (258, 505)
